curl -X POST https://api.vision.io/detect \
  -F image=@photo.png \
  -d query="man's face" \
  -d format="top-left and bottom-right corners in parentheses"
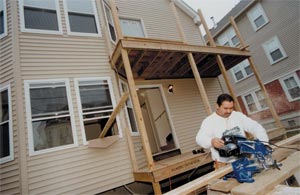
top-left (216, 101), bottom-right (234, 118)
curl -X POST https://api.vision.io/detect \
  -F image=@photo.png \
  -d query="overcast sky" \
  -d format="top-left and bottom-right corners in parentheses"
top-left (182, 0), bottom-right (241, 29)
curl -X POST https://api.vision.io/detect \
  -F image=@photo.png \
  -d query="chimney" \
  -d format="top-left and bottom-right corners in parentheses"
top-left (210, 16), bottom-right (217, 28)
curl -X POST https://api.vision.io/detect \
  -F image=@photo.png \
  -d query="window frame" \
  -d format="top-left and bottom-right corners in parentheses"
top-left (74, 77), bottom-right (122, 145)
top-left (279, 72), bottom-right (300, 102)
top-left (262, 36), bottom-right (287, 65)
top-left (119, 79), bottom-right (139, 136)
top-left (63, 0), bottom-right (102, 37)
top-left (102, 1), bottom-right (117, 43)
top-left (119, 15), bottom-right (147, 38)
top-left (0, 0), bottom-right (8, 39)
top-left (0, 84), bottom-right (13, 164)
top-left (247, 3), bottom-right (269, 31)
top-left (241, 89), bottom-right (269, 114)
top-left (24, 79), bottom-right (78, 156)
top-left (231, 59), bottom-right (253, 83)
top-left (217, 27), bottom-right (239, 47)
top-left (19, 0), bottom-right (63, 34)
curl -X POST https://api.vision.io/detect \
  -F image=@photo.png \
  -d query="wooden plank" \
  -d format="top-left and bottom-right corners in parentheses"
top-left (99, 92), bottom-right (129, 138)
top-left (88, 135), bottom-right (119, 148)
top-left (170, 1), bottom-right (186, 42)
top-left (231, 151), bottom-right (300, 195)
top-left (265, 185), bottom-right (300, 195)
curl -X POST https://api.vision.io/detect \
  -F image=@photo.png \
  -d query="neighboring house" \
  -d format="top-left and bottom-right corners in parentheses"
top-left (0, 0), bottom-right (261, 194)
top-left (210, 0), bottom-right (300, 132)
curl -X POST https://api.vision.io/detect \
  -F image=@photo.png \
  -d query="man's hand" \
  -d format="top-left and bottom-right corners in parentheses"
top-left (211, 138), bottom-right (224, 148)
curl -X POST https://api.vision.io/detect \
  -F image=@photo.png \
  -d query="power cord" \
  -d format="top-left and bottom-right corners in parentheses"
top-left (260, 141), bottom-right (300, 151)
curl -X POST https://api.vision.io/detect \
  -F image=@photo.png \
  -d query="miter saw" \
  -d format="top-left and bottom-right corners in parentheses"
top-left (218, 135), bottom-right (282, 183)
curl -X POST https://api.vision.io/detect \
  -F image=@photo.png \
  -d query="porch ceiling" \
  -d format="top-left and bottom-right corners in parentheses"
top-left (111, 37), bottom-right (251, 80)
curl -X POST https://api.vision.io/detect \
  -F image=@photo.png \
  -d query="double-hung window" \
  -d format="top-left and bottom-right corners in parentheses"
top-left (103, 1), bottom-right (116, 42)
top-left (64, 0), bottom-right (101, 36)
top-left (0, 85), bottom-right (13, 164)
top-left (247, 3), bottom-right (269, 31)
top-left (217, 27), bottom-right (239, 47)
top-left (0, 0), bottom-right (7, 38)
top-left (120, 17), bottom-right (146, 38)
top-left (279, 73), bottom-right (300, 102)
top-left (25, 80), bottom-right (77, 155)
top-left (242, 89), bottom-right (268, 114)
top-left (231, 59), bottom-right (253, 82)
top-left (120, 80), bottom-right (138, 135)
top-left (19, 0), bottom-right (62, 34)
top-left (75, 78), bottom-right (120, 144)
top-left (262, 36), bottom-right (287, 64)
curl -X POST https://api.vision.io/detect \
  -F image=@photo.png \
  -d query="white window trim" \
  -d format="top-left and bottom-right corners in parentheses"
top-left (0, 84), bottom-right (14, 164)
top-left (231, 60), bottom-right (254, 83)
top-left (0, 0), bottom-right (8, 39)
top-left (217, 27), bottom-right (239, 47)
top-left (241, 89), bottom-right (269, 114)
top-left (279, 72), bottom-right (300, 102)
top-left (247, 3), bottom-right (269, 31)
top-left (119, 15), bottom-right (148, 38)
top-left (74, 77), bottom-right (122, 145)
top-left (18, 0), bottom-right (63, 34)
top-left (63, 0), bottom-right (102, 37)
top-left (102, 1), bottom-right (117, 44)
top-left (119, 79), bottom-right (139, 136)
top-left (25, 79), bottom-right (78, 156)
top-left (262, 36), bottom-right (287, 65)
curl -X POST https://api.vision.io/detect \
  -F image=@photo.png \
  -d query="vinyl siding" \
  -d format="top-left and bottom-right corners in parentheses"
top-left (0, 1), bottom-right (21, 194)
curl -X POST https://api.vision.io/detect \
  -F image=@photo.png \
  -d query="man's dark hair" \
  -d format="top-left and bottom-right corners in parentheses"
top-left (217, 93), bottom-right (234, 106)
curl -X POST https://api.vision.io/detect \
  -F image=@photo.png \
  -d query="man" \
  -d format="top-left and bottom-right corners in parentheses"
top-left (196, 93), bottom-right (269, 168)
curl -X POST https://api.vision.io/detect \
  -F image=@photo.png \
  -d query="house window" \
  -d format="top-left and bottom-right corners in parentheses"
top-left (279, 73), bottom-right (300, 102)
top-left (120, 17), bottom-right (145, 38)
top-left (103, 1), bottom-right (116, 42)
top-left (19, 0), bottom-right (62, 33)
top-left (0, 85), bottom-right (13, 164)
top-left (247, 3), bottom-right (269, 31)
top-left (75, 78), bottom-right (120, 144)
top-left (64, 0), bottom-right (101, 36)
top-left (120, 80), bottom-right (138, 135)
top-left (0, 0), bottom-right (7, 39)
top-left (25, 80), bottom-right (77, 155)
top-left (262, 36), bottom-right (287, 64)
top-left (217, 27), bottom-right (239, 47)
top-left (231, 59), bottom-right (253, 82)
top-left (242, 89), bottom-right (268, 114)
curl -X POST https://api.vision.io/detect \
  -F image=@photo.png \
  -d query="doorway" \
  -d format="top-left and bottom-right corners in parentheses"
top-left (137, 85), bottom-right (176, 155)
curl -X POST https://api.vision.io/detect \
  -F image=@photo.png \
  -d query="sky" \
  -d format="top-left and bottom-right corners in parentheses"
top-left (182, 0), bottom-right (241, 29)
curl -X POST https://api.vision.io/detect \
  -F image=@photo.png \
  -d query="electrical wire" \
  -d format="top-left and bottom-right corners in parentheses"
top-left (260, 141), bottom-right (300, 151)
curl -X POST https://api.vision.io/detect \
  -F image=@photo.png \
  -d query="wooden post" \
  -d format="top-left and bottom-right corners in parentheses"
top-left (152, 182), bottom-right (162, 195)
top-left (197, 9), bottom-right (242, 111)
top-left (187, 53), bottom-right (212, 114)
top-left (121, 48), bottom-right (154, 169)
top-left (170, 1), bottom-right (186, 43)
top-left (229, 17), bottom-right (285, 131)
top-left (109, 0), bottom-right (123, 40)
top-left (124, 127), bottom-right (138, 172)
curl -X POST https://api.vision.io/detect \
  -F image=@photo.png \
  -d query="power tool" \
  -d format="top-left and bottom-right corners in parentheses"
top-left (218, 135), bottom-right (281, 183)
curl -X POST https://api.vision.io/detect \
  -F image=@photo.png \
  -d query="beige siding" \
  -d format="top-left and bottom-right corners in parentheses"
top-left (0, 1), bottom-right (21, 194)
top-left (136, 78), bottom-right (223, 154)
top-left (116, 0), bottom-right (182, 41)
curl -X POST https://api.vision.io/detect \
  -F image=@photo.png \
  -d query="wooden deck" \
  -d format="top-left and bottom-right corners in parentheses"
top-left (133, 151), bottom-right (213, 183)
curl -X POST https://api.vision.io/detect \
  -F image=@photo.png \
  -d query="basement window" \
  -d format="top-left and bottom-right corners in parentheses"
top-left (63, 0), bottom-right (101, 36)
top-left (75, 78), bottom-right (120, 144)
top-left (0, 0), bottom-right (7, 39)
top-left (25, 80), bottom-right (77, 155)
top-left (19, 0), bottom-right (62, 34)
top-left (0, 85), bottom-right (13, 164)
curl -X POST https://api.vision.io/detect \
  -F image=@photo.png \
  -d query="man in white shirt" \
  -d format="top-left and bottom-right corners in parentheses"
top-left (196, 93), bottom-right (269, 168)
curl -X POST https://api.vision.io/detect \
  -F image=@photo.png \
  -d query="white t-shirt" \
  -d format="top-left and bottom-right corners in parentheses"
top-left (196, 111), bottom-right (269, 163)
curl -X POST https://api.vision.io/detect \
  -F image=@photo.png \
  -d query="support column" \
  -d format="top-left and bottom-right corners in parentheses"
top-left (170, 1), bottom-right (186, 43)
top-left (229, 17), bottom-right (285, 131)
top-left (197, 9), bottom-right (242, 111)
top-left (121, 48), bottom-right (154, 169)
top-left (152, 182), bottom-right (162, 195)
top-left (109, 0), bottom-right (123, 40)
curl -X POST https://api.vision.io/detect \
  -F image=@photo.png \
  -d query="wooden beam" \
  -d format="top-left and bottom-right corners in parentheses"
top-left (120, 39), bottom-right (251, 57)
top-left (148, 52), bottom-right (175, 77)
top-left (187, 52), bottom-right (212, 115)
top-left (170, 1), bottom-right (186, 42)
top-left (124, 127), bottom-right (138, 172)
top-left (99, 92), bottom-right (129, 138)
top-left (152, 182), bottom-right (162, 195)
top-left (142, 51), bottom-right (163, 77)
top-left (229, 17), bottom-right (285, 132)
top-left (109, 0), bottom-right (123, 40)
top-left (121, 48), bottom-right (154, 169)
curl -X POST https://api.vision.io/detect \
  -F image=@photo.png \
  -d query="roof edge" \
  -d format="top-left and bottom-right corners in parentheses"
top-left (172, 0), bottom-right (201, 26)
